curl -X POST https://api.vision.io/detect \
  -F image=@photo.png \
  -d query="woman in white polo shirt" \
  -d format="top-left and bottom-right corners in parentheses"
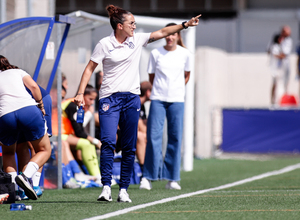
top-left (74, 4), bottom-right (200, 203)
top-left (140, 23), bottom-right (191, 191)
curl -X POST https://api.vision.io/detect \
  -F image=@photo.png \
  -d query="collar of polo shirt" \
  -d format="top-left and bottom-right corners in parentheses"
top-left (109, 31), bottom-right (134, 47)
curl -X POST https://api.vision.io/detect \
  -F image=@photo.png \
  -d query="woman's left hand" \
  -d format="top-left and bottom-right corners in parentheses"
top-left (186, 14), bottom-right (201, 27)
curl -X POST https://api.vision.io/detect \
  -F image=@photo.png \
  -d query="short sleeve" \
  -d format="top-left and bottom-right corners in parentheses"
top-left (147, 50), bottom-right (156, 74)
top-left (136, 33), bottom-right (151, 47)
top-left (19, 69), bottom-right (30, 78)
top-left (281, 38), bottom-right (292, 55)
top-left (91, 41), bottom-right (105, 64)
top-left (184, 50), bottom-right (192, 72)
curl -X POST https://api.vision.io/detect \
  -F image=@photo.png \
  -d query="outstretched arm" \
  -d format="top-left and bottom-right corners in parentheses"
top-left (148, 14), bottom-right (201, 43)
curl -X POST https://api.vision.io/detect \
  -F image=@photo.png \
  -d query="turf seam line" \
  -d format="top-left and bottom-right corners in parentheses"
top-left (82, 163), bottom-right (300, 220)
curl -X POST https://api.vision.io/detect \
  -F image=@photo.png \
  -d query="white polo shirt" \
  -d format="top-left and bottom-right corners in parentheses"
top-left (91, 31), bottom-right (151, 99)
top-left (147, 45), bottom-right (191, 102)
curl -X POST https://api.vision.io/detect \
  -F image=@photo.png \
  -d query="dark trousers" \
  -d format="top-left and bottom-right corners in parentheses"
top-left (99, 92), bottom-right (140, 189)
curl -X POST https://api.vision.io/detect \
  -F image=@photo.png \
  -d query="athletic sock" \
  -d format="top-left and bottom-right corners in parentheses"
top-left (62, 163), bottom-right (73, 185)
top-left (32, 172), bottom-right (41, 187)
top-left (23, 162), bottom-right (39, 179)
top-left (69, 160), bottom-right (82, 174)
top-left (8, 172), bottom-right (18, 191)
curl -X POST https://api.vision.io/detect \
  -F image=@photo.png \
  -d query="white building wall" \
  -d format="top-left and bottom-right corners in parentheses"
top-left (11, 0), bottom-right (53, 20)
top-left (195, 10), bottom-right (300, 53)
top-left (14, 0), bottom-right (27, 18)
top-left (194, 47), bottom-right (299, 158)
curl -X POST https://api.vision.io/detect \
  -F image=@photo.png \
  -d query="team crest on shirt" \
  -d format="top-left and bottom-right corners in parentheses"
top-left (128, 42), bottom-right (135, 49)
top-left (102, 103), bottom-right (110, 112)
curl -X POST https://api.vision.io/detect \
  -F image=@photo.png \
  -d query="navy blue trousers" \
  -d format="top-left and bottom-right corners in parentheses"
top-left (98, 92), bottom-right (140, 189)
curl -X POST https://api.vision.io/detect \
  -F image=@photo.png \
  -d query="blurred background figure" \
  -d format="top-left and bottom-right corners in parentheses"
top-left (136, 81), bottom-right (152, 174)
top-left (296, 43), bottom-right (300, 98)
top-left (267, 25), bottom-right (293, 105)
top-left (268, 34), bottom-right (284, 104)
top-left (279, 25), bottom-right (293, 96)
top-left (60, 84), bottom-right (102, 185)
top-left (94, 71), bottom-right (103, 141)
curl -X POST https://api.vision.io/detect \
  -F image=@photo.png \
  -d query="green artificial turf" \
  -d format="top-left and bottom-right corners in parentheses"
top-left (1, 157), bottom-right (300, 220)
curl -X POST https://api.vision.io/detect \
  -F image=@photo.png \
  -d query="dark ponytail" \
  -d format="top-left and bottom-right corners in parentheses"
top-left (0, 55), bottom-right (19, 71)
top-left (106, 5), bottom-right (131, 31)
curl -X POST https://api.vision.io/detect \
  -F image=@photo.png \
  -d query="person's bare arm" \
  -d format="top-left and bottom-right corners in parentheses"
top-left (74, 60), bottom-right (98, 106)
top-left (87, 135), bottom-right (101, 149)
top-left (23, 75), bottom-right (45, 115)
top-left (148, 15), bottom-right (201, 43)
top-left (138, 118), bottom-right (147, 133)
top-left (185, 71), bottom-right (190, 85)
top-left (149, 74), bottom-right (155, 85)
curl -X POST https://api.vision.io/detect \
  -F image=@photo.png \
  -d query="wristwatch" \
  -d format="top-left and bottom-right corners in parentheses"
top-left (182, 21), bottom-right (188, 29)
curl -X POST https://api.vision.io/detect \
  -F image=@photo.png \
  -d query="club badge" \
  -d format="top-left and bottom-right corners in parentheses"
top-left (102, 103), bottom-right (110, 112)
top-left (128, 42), bottom-right (135, 49)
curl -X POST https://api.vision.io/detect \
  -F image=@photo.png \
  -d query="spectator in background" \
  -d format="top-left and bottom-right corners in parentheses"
top-left (51, 77), bottom-right (98, 189)
top-left (62, 73), bottom-right (68, 92)
top-left (62, 84), bottom-right (67, 100)
top-left (268, 34), bottom-right (284, 104)
top-left (267, 25), bottom-right (292, 104)
top-left (136, 81), bottom-right (152, 173)
top-left (94, 71), bottom-right (103, 140)
top-left (61, 85), bottom-right (102, 185)
top-left (140, 23), bottom-right (192, 191)
top-left (296, 43), bottom-right (300, 98)
top-left (279, 25), bottom-right (293, 95)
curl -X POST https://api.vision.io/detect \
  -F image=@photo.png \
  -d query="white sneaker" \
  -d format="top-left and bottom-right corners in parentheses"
top-left (117, 189), bottom-right (132, 203)
top-left (111, 178), bottom-right (117, 186)
top-left (74, 172), bottom-right (96, 182)
top-left (139, 177), bottom-right (152, 190)
top-left (63, 178), bottom-right (81, 189)
top-left (165, 181), bottom-right (181, 190)
top-left (94, 177), bottom-right (103, 187)
top-left (97, 185), bottom-right (112, 202)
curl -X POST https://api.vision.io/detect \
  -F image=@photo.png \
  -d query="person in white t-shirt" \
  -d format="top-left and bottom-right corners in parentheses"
top-left (267, 26), bottom-right (293, 104)
top-left (139, 23), bottom-right (191, 191)
top-left (268, 34), bottom-right (284, 104)
top-left (74, 4), bottom-right (201, 203)
top-left (0, 55), bottom-right (51, 200)
top-left (279, 25), bottom-right (293, 94)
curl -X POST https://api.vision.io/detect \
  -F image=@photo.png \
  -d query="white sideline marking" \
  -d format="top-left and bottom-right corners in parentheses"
top-left (83, 163), bottom-right (300, 220)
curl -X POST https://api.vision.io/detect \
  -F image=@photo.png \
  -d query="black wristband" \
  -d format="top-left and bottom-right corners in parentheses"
top-left (182, 21), bottom-right (188, 29)
top-left (37, 103), bottom-right (44, 109)
top-left (36, 98), bottom-right (43, 103)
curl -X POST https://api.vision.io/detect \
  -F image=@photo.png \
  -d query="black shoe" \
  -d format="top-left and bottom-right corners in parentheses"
top-left (15, 174), bottom-right (37, 200)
